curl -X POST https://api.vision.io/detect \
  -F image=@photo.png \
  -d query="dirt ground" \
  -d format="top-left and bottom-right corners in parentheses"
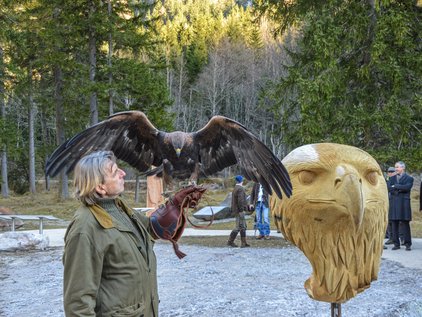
top-left (1, 241), bottom-right (422, 317)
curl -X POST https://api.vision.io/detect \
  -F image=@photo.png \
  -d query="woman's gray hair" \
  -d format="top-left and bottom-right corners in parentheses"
top-left (73, 151), bottom-right (116, 206)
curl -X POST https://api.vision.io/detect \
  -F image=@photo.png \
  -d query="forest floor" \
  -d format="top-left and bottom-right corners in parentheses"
top-left (1, 183), bottom-right (421, 238)
top-left (2, 242), bottom-right (422, 317)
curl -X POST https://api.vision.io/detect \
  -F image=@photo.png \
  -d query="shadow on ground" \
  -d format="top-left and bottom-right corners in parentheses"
top-left (173, 235), bottom-right (292, 248)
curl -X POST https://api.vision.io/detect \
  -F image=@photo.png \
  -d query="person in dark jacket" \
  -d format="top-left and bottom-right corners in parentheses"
top-left (227, 175), bottom-right (250, 248)
top-left (385, 167), bottom-right (396, 245)
top-left (63, 151), bottom-right (159, 316)
top-left (387, 161), bottom-right (414, 251)
top-left (250, 182), bottom-right (271, 239)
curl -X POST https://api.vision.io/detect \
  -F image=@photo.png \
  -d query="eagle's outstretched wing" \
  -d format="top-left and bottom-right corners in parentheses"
top-left (45, 111), bottom-right (162, 177)
top-left (194, 116), bottom-right (292, 198)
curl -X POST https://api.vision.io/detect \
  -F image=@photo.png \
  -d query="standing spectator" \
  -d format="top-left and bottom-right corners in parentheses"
top-left (63, 151), bottom-right (160, 316)
top-left (250, 182), bottom-right (271, 240)
top-left (385, 167), bottom-right (396, 245)
top-left (387, 161), bottom-right (414, 251)
top-left (227, 175), bottom-right (250, 248)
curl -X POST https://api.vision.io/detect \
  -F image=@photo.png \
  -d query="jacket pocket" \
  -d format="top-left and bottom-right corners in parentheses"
top-left (107, 302), bottom-right (145, 317)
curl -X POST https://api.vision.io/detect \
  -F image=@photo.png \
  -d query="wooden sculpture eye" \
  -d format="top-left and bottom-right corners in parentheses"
top-left (298, 170), bottom-right (317, 185)
top-left (365, 170), bottom-right (378, 186)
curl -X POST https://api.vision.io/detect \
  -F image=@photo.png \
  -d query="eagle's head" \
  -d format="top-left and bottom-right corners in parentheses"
top-left (271, 143), bottom-right (388, 303)
top-left (167, 132), bottom-right (190, 158)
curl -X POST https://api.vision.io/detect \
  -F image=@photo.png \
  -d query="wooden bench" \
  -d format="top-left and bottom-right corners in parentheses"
top-left (0, 215), bottom-right (61, 234)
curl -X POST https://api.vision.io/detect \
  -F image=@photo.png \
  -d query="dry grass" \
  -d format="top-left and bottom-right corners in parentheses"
top-left (410, 188), bottom-right (422, 237)
top-left (1, 185), bottom-right (421, 238)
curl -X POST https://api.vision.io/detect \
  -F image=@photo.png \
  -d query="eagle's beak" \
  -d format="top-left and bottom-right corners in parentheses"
top-left (335, 165), bottom-right (364, 231)
top-left (176, 148), bottom-right (181, 158)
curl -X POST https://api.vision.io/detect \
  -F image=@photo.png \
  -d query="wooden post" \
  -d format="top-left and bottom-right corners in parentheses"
top-left (331, 303), bottom-right (341, 317)
top-left (39, 217), bottom-right (44, 234)
top-left (134, 175), bottom-right (140, 203)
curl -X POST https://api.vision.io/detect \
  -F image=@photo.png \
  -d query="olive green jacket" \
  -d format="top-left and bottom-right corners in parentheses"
top-left (63, 198), bottom-right (158, 317)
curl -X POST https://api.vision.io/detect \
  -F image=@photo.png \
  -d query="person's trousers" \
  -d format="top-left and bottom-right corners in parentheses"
top-left (255, 201), bottom-right (270, 236)
top-left (391, 220), bottom-right (411, 247)
top-left (234, 212), bottom-right (247, 232)
top-left (386, 221), bottom-right (404, 241)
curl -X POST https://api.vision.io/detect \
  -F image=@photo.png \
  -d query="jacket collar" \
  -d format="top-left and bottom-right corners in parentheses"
top-left (88, 198), bottom-right (134, 229)
top-left (396, 173), bottom-right (408, 183)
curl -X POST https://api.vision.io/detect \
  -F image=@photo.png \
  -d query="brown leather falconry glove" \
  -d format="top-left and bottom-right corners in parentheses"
top-left (149, 185), bottom-right (206, 259)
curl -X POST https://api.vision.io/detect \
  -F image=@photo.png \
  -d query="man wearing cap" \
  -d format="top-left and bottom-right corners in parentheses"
top-left (387, 161), bottom-right (414, 251)
top-left (227, 175), bottom-right (250, 248)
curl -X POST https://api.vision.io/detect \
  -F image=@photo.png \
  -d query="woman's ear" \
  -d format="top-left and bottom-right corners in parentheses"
top-left (96, 184), bottom-right (106, 196)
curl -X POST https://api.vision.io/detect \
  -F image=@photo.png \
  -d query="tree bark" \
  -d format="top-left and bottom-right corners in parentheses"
top-left (54, 65), bottom-right (69, 199)
top-left (0, 47), bottom-right (8, 197)
top-left (108, 0), bottom-right (114, 116)
top-left (89, 0), bottom-right (98, 125)
top-left (28, 63), bottom-right (36, 194)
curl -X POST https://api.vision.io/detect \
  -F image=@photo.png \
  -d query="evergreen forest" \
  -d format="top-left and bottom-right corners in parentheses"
top-left (0, 0), bottom-right (421, 197)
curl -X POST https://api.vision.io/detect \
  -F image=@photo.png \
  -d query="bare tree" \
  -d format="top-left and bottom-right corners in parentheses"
top-left (171, 52), bottom-right (191, 131)
top-left (107, 0), bottom-right (114, 116)
top-left (89, 0), bottom-right (98, 125)
top-left (54, 65), bottom-right (69, 199)
top-left (194, 40), bottom-right (241, 122)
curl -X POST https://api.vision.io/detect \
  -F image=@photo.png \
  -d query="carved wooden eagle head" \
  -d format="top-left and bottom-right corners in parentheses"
top-left (270, 143), bottom-right (388, 303)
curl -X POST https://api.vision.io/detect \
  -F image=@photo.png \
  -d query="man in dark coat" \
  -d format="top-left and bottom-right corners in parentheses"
top-left (387, 161), bottom-right (414, 251)
top-left (227, 175), bottom-right (250, 248)
top-left (385, 167), bottom-right (396, 244)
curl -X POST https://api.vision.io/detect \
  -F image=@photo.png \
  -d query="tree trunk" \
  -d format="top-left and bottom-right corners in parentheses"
top-left (362, 0), bottom-right (377, 65)
top-left (28, 64), bottom-right (36, 194)
top-left (39, 107), bottom-right (51, 191)
top-left (166, 46), bottom-right (172, 96)
top-left (1, 150), bottom-right (8, 197)
top-left (0, 47), bottom-right (8, 197)
top-left (177, 51), bottom-right (185, 128)
top-left (54, 65), bottom-right (69, 199)
top-left (89, 0), bottom-right (98, 125)
top-left (108, 0), bottom-right (114, 116)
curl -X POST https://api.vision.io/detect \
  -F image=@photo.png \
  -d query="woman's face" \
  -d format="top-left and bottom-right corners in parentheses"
top-left (98, 161), bottom-right (126, 198)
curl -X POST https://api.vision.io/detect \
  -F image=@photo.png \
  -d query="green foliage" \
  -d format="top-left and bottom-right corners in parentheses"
top-left (261, 0), bottom-right (422, 169)
top-left (2, 0), bottom-right (420, 196)
top-left (0, 0), bottom-right (175, 194)
top-left (8, 152), bottom-right (30, 195)
top-left (0, 117), bottom-right (18, 151)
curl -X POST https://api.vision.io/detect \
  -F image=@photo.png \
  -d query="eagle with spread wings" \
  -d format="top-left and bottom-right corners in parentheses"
top-left (45, 111), bottom-right (292, 199)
